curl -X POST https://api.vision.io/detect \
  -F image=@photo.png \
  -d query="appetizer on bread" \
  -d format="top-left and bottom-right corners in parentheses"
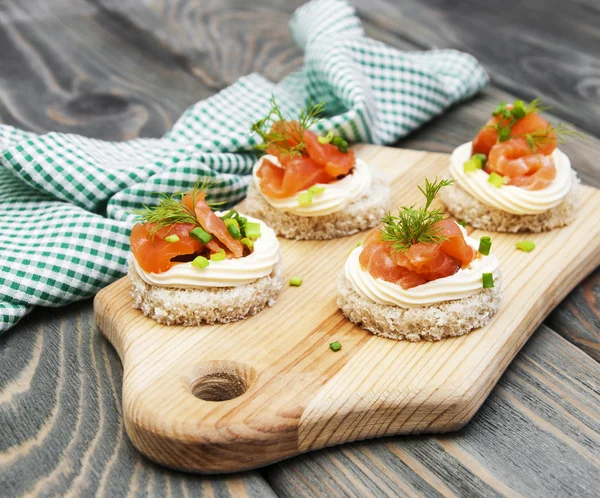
top-left (245, 98), bottom-right (390, 240)
top-left (338, 179), bottom-right (502, 341)
top-left (441, 99), bottom-right (580, 232)
top-left (129, 180), bottom-right (282, 325)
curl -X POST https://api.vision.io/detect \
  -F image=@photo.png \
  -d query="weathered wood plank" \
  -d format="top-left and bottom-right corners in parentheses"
top-left (352, 0), bottom-right (600, 138)
top-left (0, 301), bottom-right (277, 497)
top-left (265, 326), bottom-right (600, 498)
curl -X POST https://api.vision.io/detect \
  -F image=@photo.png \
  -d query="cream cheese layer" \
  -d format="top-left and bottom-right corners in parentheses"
top-left (252, 154), bottom-right (371, 217)
top-left (448, 141), bottom-right (572, 215)
top-left (133, 215), bottom-right (279, 289)
top-left (345, 226), bottom-right (500, 308)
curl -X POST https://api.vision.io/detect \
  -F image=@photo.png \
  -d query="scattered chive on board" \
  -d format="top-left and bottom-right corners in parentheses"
top-left (164, 234), bottom-right (180, 243)
top-left (516, 240), bottom-right (536, 252)
top-left (488, 172), bottom-right (504, 188)
top-left (482, 273), bottom-right (494, 288)
top-left (329, 341), bottom-right (342, 352)
top-left (192, 256), bottom-right (209, 269)
top-left (289, 276), bottom-right (303, 287)
top-left (478, 236), bottom-right (492, 256)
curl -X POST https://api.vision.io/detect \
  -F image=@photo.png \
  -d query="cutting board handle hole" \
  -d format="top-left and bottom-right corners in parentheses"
top-left (190, 361), bottom-right (257, 402)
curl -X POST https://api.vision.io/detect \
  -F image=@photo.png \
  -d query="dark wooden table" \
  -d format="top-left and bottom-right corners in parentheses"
top-left (1, 1), bottom-right (599, 496)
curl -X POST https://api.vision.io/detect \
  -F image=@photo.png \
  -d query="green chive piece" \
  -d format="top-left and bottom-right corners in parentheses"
top-left (308, 185), bottom-right (325, 195)
top-left (237, 216), bottom-right (247, 227)
top-left (191, 256), bottom-right (209, 269)
top-left (226, 223), bottom-right (241, 240)
top-left (329, 341), bottom-right (342, 352)
top-left (516, 240), bottom-right (536, 252)
top-left (289, 276), bottom-right (303, 287)
top-left (488, 172), bottom-right (504, 188)
top-left (330, 135), bottom-right (349, 153)
top-left (221, 210), bottom-right (237, 220)
top-left (482, 273), bottom-right (494, 288)
top-left (210, 249), bottom-right (226, 261)
top-left (458, 220), bottom-right (467, 227)
top-left (492, 102), bottom-right (506, 116)
top-left (478, 236), bottom-right (492, 256)
top-left (298, 191), bottom-right (313, 206)
top-left (190, 227), bottom-right (213, 244)
top-left (464, 158), bottom-right (481, 173)
top-left (245, 222), bottom-right (261, 239)
top-left (164, 234), bottom-right (180, 243)
top-left (241, 237), bottom-right (254, 250)
top-left (498, 127), bottom-right (511, 142)
top-left (318, 131), bottom-right (334, 144)
top-left (473, 153), bottom-right (487, 167)
top-left (224, 218), bottom-right (239, 228)
top-left (512, 100), bottom-right (527, 119)
top-left (356, 241), bottom-right (363, 247)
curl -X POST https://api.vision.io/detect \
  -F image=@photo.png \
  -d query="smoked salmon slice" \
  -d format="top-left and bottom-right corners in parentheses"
top-left (130, 222), bottom-right (201, 274)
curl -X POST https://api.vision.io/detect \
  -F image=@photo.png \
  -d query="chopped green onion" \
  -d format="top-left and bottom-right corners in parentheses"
top-left (289, 276), bottom-right (303, 287)
top-left (329, 341), bottom-right (342, 352)
top-left (245, 222), bottom-right (261, 239)
top-left (164, 234), bottom-right (180, 243)
top-left (478, 236), bottom-right (492, 256)
top-left (191, 256), bottom-right (209, 269)
top-left (492, 102), bottom-right (506, 116)
top-left (330, 135), bottom-right (349, 154)
top-left (318, 131), bottom-right (334, 144)
top-left (463, 158), bottom-right (481, 173)
top-left (498, 127), bottom-right (511, 142)
top-left (224, 218), bottom-right (239, 228)
top-left (226, 222), bottom-right (241, 240)
top-left (308, 185), bottom-right (325, 195)
top-left (512, 100), bottom-right (527, 119)
top-left (237, 216), bottom-right (247, 227)
top-left (190, 227), bottom-right (213, 244)
top-left (488, 172), bottom-right (504, 188)
top-left (482, 273), bottom-right (494, 288)
top-left (221, 210), bottom-right (237, 220)
top-left (210, 249), bottom-right (226, 261)
top-left (241, 237), bottom-right (254, 250)
top-left (472, 153), bottom-right (487, 167)
top-left (516, 240), bottom-right (536, 252)
top-left (458, 220), bottom-right (467, 227)
top-left (298, 191), bottom-right (312, 206)
top-left (356, 241), bottom-right (363, 247)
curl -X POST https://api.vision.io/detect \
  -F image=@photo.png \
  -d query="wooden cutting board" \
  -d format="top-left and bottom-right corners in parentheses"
top-left (94, 145), bottom-right (600, 474)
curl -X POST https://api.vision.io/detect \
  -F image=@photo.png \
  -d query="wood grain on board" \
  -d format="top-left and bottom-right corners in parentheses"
top-left (1, 0), bottom-right (599, 495)
top-left (265, 326), bottom-right (600, 498)
top-left (94, 145), bottom-right (600, 473)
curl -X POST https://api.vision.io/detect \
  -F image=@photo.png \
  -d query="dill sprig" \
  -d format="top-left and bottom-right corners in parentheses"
top-left (381, 178), bottom-right (454, 252)
top-left (250, 95), bottom-right (326, 158)
top-left (522, 122), bottom-right (584, 151)
top-left (133, 177), bottom-right (220, 236)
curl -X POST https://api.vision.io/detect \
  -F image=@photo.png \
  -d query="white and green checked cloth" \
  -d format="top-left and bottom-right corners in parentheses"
top-left (0, 0), bottom-right (488, 333)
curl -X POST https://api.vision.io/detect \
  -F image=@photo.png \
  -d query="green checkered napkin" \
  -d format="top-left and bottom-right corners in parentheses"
top-left (0, 0), bottom-right (488, 333)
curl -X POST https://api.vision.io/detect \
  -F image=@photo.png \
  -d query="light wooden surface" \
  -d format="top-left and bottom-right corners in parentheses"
top-left (2, 0), bottom-right (600, 496)
top-left (94, 145), bottom-right (600, 473)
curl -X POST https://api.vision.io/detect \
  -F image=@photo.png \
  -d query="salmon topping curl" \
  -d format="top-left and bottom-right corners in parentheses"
top-left (359, 179), bottom-right (476, 289)
top-left (251, 97), bottom-right (356, 198)
top-left (470, 99), bottom-right (578, 191)
top-left (131, 180), bottom-right (254, 274)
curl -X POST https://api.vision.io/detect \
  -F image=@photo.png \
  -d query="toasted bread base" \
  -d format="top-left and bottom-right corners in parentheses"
top-left (337, 271), bottom-right (502, 342)
top-left (440, 173), bottom-right (581, 233)
top-left (244, 173), bottom-right (390, 240)
top-left (129, 255), bottom-right (283, 326)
